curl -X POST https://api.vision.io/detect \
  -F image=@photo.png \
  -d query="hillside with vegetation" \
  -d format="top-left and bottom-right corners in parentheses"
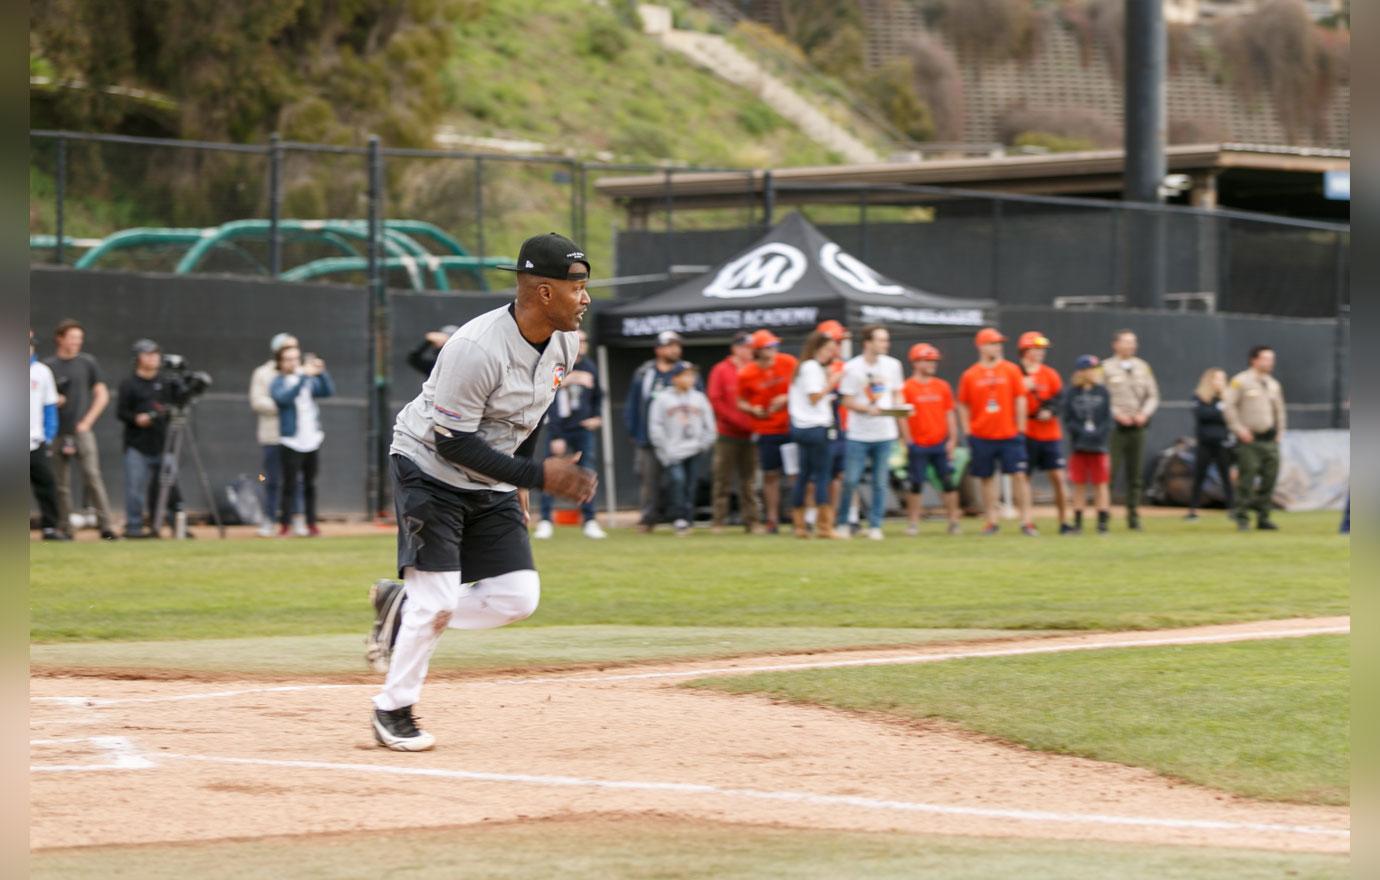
top-left (29, 0), bottom-right (841, 286)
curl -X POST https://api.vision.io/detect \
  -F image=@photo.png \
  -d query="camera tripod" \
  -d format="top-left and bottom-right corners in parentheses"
top-left (151, 404), bottom-right (227, 539)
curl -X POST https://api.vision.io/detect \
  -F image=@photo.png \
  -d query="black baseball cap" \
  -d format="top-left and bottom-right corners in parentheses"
top-left (131, 338), bottom-right (161, 355)
top-left (497, 232), bottom-right (590, 280)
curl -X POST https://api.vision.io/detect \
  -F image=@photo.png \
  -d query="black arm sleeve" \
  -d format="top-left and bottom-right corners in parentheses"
top-left (434, 427), bottom-right (544, 489)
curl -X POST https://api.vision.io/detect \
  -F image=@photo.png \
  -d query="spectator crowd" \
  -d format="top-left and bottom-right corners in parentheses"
top-left (610, 321), bottom-right (1294, 538)
top-left (30, 316), bottom-right (1298, 541)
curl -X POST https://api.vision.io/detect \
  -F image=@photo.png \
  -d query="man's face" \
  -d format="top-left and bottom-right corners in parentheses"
top-left (137, 351), bottom-right (162, 372)
top-left (730, 342), bottom-right (752, 361)
top-left (57, 328), bottom-right (84, 355)
top-left (979, 341), bottom-right (1003, 360)
top-left (1023, 346), bottom-right (1047, 364)
top-left (540, 271), bottom-right (591, 332)
top-left (656, 341), bottom-right (682, 362)
top-left (754, 345), bottom-right (776, 366)
top-left (915, 358), bottom-right (937, 377)
top-left (866, 330), bottom-right (890, 356)
top-left (1113, 333), bottom-right (1138, 358)
top-left (1252, 349), bottom-right (1275, 374)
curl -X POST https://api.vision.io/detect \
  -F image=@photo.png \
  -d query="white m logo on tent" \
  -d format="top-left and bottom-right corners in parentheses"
top-left (819, 243), bottom-right (904, 295)
top-left (703, 243), bottom-right (807, 299)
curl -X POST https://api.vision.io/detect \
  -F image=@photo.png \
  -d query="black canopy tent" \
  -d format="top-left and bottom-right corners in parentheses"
top-left (597, 212), bottom-right (989, 345)
top-left (590, 213), bottom-right (991, 512)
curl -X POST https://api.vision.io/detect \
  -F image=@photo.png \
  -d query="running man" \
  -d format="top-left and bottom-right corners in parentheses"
top-left (366, 232), bottom-right (598, 751)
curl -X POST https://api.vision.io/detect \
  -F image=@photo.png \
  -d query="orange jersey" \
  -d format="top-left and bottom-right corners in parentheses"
top-left (957, 359), bottom-right (1026, 440)
top-left (737, 352), bottom-right (798, 435)
top-left (901, 376), bottom-right (954, 447)
top-left (1022, 362), bottom-right (1063, 441)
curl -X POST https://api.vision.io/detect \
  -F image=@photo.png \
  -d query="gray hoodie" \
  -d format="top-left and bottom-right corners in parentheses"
top-left (647, 386), bottom-right (717, 466)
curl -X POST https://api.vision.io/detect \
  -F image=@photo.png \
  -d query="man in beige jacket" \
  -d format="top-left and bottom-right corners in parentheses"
top-left (1104, 330), bottom-right (1159, 530)
top-left (249, 332), bottom-right (299, 536)
top-left (1223, 345), bottom-right (1287, 531)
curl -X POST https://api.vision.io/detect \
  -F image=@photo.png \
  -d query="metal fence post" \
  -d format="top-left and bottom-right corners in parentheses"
top-left (1331, 232), bottom-right (1347, 428)
top-left (54, 136), bottom-right (67, 265)
top-left (474, 157), bottom-right (485, 263)
top-left (663, 168), bottom-right (674, 273)
top-left (268, 133), bottom-right (282, 275)
top-left (991, 199), bottom-right (1002, 302)
top-left (762, 169), bottom-right (775, 228)
top-left (365, 135), bottom-right (388, 517)
top-left (569, 159), bottom-right (579, 240)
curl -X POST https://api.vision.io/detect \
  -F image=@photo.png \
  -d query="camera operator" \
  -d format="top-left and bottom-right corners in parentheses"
top-left (116, 338), bottom-right (182, 538)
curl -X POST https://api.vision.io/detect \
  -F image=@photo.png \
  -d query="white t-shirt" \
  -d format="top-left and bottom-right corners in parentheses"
top-left (788, 359), bottom-right (835, 429)
top-left (280, 375), bottom-right (325, 454)
top-left (30, 359), bottom-right (59, 452)
top-left (838, 354), bottom-right (905, 442)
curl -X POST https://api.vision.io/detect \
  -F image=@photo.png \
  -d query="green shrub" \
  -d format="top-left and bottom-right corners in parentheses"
top-left (736, 103), bottom-right (783, 137)
top-left (580, 12), bottom-right (630, 60)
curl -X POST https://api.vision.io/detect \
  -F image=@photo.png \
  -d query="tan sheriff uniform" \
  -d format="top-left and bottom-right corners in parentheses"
top-left (1223, 369), bottom-right (1286, 525)
top-left (1102, 356), bottom-right (1160, 520)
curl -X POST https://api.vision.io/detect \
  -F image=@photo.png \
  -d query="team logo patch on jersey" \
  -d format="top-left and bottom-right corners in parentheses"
top-left (553, 363), bottom-right (566, 390)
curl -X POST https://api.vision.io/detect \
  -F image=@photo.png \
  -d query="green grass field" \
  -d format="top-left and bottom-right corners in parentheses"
top-left (692, 634), bottom-right (1349, 805)
top-left (29, 816), bottom-right (1349, 880)
top-left (30, 511), bottom-right (1348, 645)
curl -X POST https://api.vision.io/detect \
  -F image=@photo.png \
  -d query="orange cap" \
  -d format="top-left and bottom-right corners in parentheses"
top-left (1018, 331), bottom-right (1050, 351)
top-left (815, 319), bottom-right (849, 342)
top-left (749, 328), bottom-right (782, 349)
top-left (908, 342), bottom-right (941, 362)
top-left (974, 327), bottom-right (1006, 347)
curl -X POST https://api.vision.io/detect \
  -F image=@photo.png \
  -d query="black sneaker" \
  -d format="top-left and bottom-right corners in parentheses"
top-left (372, 706), bottom-right (435, 751)
top-left (40, 528), bottom-right (71, 541)
top-left (1127, 512), bottom-right (1143, 531)
top-left (1183, 512), bottom-right (1200, 522)
top-left (1256, 518), bottom-right (1280, 531)
top-left (100, 529), bottom-right (120, 541)
top-left (1096, 511), bottom-right (1109, 534)
top-left (365, 579), bottom-right (406, 674)
top-left (1059, 523), bottom-right (1077, 535)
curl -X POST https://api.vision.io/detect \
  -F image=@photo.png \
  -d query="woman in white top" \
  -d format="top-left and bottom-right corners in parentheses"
top-left (788, 330), bottom-right (843, 538)
top-left (269, 345), bottom-right (335, 536)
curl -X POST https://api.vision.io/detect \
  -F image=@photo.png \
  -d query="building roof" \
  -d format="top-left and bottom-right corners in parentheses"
top-left (594, 144), bottom-right (1350, 211)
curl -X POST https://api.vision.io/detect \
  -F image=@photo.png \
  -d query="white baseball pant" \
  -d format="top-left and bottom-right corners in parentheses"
top-left (373, 566), bottom-right (540, 711)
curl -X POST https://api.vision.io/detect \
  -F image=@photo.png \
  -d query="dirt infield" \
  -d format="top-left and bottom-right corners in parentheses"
top-left (30, 617), bottom-right (1349, 855)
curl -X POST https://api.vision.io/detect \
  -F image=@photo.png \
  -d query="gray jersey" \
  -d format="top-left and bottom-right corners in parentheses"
top-left (391, 304), bottom-right (580, 492)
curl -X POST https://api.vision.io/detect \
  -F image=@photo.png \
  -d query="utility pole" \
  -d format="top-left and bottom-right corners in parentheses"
top-left (1124, 0), bottom-right (1167, 310)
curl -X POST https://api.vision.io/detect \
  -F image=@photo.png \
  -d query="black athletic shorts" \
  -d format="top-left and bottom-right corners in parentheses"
top-left (391, 454), bottom-right (534, 582)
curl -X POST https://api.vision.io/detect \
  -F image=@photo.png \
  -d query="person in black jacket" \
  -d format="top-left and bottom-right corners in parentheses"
top-left (1062, 355), bottom-right (1113, 534)
top-left (405, 325), bottom-right (459, 378)
top-left (115, 339), bottom-right (181, 537)
top-left (1186, 367), bottom-right (1234, 520)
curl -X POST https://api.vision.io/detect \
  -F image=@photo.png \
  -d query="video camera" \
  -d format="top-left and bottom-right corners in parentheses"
top-left (160, 353), bottom-right (213, 407)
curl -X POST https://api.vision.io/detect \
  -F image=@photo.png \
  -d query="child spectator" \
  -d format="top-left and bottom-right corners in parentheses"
top-left (648, 363), bottom-right (716, 536)
top-left (901, 343), bottom-right (961, 536)
top-left (1063, 355), bottom-right (1113, 534)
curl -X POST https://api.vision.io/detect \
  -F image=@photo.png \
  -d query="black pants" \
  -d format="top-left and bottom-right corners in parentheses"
top-left (30, 445), bottom-right (61, 531)
top-left (1189, 439), bottom-right (1234, 511)
top-left (279, 446), bottom-right (319, 526)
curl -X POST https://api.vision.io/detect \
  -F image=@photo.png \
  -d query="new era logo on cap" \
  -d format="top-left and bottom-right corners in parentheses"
top-left (498, 233), bottom-right (590, 280)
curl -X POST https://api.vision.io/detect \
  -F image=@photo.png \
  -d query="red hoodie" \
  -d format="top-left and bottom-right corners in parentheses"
top-left (707, 356), bottom-right (755, 439)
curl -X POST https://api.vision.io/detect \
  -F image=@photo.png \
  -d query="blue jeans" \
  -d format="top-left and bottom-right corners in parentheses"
top-left (260, 444), bottom-right (303, 522)
top-left (123, 447), bottom-right (179, 532)
top-left (539, 430), bottom-right (598, 522)
top-left (790, 426), bottom-right (833, 507)
top-left (840, 438), bottom-right (894, 529)
top-left (662, 455), bottom-right (699, 523)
